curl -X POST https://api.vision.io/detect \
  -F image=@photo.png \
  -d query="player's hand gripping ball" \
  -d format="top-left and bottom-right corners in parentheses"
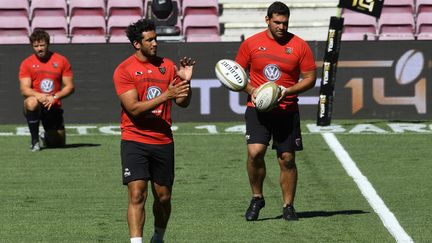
top-left (254, 82), bottom-right (281, 112)
top-left (215, 59), bottom-right (247, 91)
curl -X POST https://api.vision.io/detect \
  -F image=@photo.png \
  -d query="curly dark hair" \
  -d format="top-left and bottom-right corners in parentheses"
top-left (267, 1), bottom-right (290, 18)
top-left (29, 29), bottom-right (50, 45)
top-left (126, 19), bottom-right (156, 45)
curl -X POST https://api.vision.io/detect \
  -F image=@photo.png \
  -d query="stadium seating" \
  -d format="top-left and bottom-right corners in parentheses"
top-left (377, 0), bottom-right (415, 40)
top-left (107, 0), bottom-right (143, 18)
top-left (382, 0), bottom-right (414, 13)
top-left (1, 0), bottom-right (431, 44)
top-left (342, 10), bottom-right (377, 41)
top-left (30, 0), bottom-right (67, 19)
top-left (182, 0), bottom-right (219, 16)
top-left (108, 16), bottom-right (137, 43)
top-left (69, 0), bottom-right (106, 19)
top-left (0, 0), bottom-right (31, 44)
top-left (69, 0), bottom-right (106, 43)
top-left (378, 12), bottom-right (415, 40)
top-left (183, 14), bottom-right (221, 42)
top-left (69, 16), bottom-right (107, 43)
top-left (416, 12), bottom-right (432, 40)
top-left (182, 0), bottom-right (220, 42)
top-left (30, 0), bottom-right (69, 42)
top-left (0, 0), bottom-right (29, 17)
top-left (0, 16), bottom-right (30, 44)
top-left (31, 16), bottom-right (69, 43)
top-left (416, 0), bottom-right (432, 14)
top-left (106, 0), bottom-right (143, 42)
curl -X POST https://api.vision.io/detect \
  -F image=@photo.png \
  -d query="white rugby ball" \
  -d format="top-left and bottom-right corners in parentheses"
top-left (215, 59), bottom-right (247, 91)
top-left (254, 82), bottom-right (281, 112)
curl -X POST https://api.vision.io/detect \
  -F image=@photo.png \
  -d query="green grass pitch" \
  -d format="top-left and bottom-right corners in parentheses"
top-left (0, 121), bottom-right (431, 242)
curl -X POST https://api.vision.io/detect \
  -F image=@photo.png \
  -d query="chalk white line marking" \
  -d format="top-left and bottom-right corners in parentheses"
top-left (322, 132), bottom-right (414, 243)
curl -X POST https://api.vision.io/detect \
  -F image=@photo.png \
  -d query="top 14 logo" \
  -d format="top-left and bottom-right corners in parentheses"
top-left (345, 49), bottom-right (427, 114)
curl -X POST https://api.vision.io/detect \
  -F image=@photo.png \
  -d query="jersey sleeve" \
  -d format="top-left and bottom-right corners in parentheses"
top-left (18, 59), bottom-right (31, 80)
top-left (113, 65), bottom-right (135, 96)
top-left (61, 57), bottom-right (73, 77)
top-left (299, 41), bottom-right (317, 72)
top-left (235, 40), bottom-right (251, 70)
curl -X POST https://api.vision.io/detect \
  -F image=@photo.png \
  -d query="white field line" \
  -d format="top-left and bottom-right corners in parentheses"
top-left (322, 132), bottom-right (414, 243)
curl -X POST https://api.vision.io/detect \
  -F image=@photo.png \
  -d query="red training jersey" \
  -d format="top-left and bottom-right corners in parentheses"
top-left (18, 52), bottom-right (73, 108)
top-left (235, 30), bottom-right (316, 112)
top-left (113, 55), bottom-right (178, 145)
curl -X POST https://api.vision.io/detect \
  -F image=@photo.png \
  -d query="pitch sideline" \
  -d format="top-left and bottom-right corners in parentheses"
top-left (322, 133), bottom-right (413, 243)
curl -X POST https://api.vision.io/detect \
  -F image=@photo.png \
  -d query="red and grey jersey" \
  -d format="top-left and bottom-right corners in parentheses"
top-left (113, 54), bottom-right (178, 144)
top-left (236, 30), bottom-right (316, 112)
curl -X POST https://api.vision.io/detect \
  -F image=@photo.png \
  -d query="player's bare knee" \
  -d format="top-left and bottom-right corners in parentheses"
top-left (156, 192), bottom-right (171, 204)
top-left (248, 150), bottom-right (266, 162)
top-left (279, 153), bottom-right (296, 169)
top-left (129, 190), bottom-right (147, 205)
top-left (24, 97), bottom-right (40, 111)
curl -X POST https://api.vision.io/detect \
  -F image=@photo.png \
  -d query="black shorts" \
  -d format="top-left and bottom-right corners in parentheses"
top-left (121, 140), bottom-right (175, 186)
top-left (245, 106), bottom-right (303, 155)
top-left (41, 107), bottom-right (65, 131)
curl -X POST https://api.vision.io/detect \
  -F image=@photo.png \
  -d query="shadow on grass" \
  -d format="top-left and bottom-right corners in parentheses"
top-left (259, 210), bottom-right (368, 221)
top-left (44, 143), bottom-right (101, 149)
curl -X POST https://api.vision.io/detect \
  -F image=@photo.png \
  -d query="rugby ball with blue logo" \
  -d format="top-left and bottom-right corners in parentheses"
top-left (215, 59), bottom-right (247, 91)
top-left (254, 82), bottom-right (281, 112)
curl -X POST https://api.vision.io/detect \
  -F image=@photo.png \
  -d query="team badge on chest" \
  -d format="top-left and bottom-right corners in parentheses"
top-left (159, 67), bottom-right (166, 74)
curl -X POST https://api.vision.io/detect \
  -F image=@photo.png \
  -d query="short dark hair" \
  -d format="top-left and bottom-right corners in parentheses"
top-left (29, 29), bottom-right (50, 45)
top-left (126, 19), bottom-right (156, 44)
top-left (267, 1), bottom-right (290, 18)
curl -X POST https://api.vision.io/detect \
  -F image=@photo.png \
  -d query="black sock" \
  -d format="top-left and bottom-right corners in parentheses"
top-left (26, 110), bottom-right (40, 145)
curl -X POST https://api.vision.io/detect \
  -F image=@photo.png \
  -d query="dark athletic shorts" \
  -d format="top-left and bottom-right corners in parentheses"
top-left (121, 140), bottom-right (175, 186)
top-left (245, 106), bottom-right (303, 155)
top-left (41, 107), bottom-right (65, 131)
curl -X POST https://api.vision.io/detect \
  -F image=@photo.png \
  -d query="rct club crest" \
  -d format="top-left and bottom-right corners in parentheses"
top-left (159, 67), bottom-right (166, 74)
top-left (146, 86), bottom-right (162, 100)
top-left (263, 64), bottom-right (281, 82)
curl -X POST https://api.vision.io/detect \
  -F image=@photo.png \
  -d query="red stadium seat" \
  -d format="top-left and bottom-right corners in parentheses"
top-left (69, 0), bottom-right (106, 20)
top-left (182, 0), bottom-right (218, 16)
top-left (342, 10), bottom-right (377, 41)
top-left (107, 0), bottom-right (143, 17)
top-left (69, 0), bottom-right (106, 43)
top-left (30, 0), bottom-right (67, 19)
top-left (378, 12), bottom-right (415, 40)
top-left (416, 12), bottom-right (432, 40)
top-left (0, 16), bottom-right (30, 44)
top-left (107, 15), bottom-right (138, 43)
top-left (0, 0), bottom-right (29, 17)
top-left (106, 0), bottom-right (143, 42)
top-left (183, 14), bottom-right (221, 42)
top-left (31, 16), bottom-right (69, 43)
top-left (30, 0), bottom-right (68, 43)
top-left (416, 0), bottom-right (432, 14)
top-left (69, 16), bottom-right (107, 43)
top-left (382, 0), bottom-right (414, 13)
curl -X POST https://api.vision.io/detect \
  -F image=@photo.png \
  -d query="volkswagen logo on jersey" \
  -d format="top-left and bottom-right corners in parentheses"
top-left (146, 86), bottom-right (162, 100)
top-left (40, 78), bottom-right (54, 93)
top-left (263, 64), bottom-right (281, 82)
